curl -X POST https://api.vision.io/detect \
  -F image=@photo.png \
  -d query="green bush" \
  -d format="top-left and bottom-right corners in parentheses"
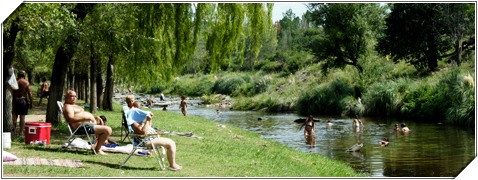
top-left (169, 75), bottom-right (215, 96)
top-left (212, 75), bottom-right (247, 95)
top-left (362, 80), bottom-right (408, 117)
top-left (400, 68), bottom-right (473, 123)
top-left (297, 76), bottom-right (354, 116)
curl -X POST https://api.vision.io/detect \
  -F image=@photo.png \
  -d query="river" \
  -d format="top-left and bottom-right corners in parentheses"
top-left (158, 103), bottom-right (475, 177)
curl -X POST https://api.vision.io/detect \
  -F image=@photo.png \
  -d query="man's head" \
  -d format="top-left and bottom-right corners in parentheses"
top-left (65, 90), bottom-right (78, 104)
top-left (18, 70), bottom-right (26, 79)
top-left (126, 95), bottom-right (135, 107)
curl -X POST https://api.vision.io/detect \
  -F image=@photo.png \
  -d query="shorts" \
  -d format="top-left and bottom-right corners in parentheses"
top-left (41, 91), bottom-right (49, 98)
top-left (73, 123), bottom-right (95, 135)
top-left (133, 136), bottom-right (154, 146)
top-left (132, 127), bottom-right (158, 146)
top-left (13, 97), bottom-right (28, 115)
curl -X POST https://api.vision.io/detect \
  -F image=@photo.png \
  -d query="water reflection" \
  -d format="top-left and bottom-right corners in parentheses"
top-left (164, 105), bottom-right (475, 177)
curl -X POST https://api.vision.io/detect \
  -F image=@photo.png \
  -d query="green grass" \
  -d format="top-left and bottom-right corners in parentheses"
top-left (3, 102), bottom-right (364, 177)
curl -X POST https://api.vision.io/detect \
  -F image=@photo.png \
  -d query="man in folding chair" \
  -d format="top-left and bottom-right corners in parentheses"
top-left (63, 90), bottom-right (112, 156)
top-left (124, 95), bottom-right (182, 171)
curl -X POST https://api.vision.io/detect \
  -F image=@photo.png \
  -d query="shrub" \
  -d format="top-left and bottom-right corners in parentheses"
top-left (170, 75), bottom-right (215, 96)
top-left (297, 76), bottom-right (354, 116)
top-left (362, 80), bottom-right (408, 117)
top-left (212, 75), bottom-right (247, 95)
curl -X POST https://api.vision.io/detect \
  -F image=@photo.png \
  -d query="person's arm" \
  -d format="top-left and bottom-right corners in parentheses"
top-left (26, 83), bottom-right (33, 108)
top-left (131, 120), bottom-right (151, 135)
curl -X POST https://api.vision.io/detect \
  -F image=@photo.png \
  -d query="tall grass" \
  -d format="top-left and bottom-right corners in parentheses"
top-left (169, 74), bottom-right (216, 96)
top-left (297, 75), bottom-right (355, 116)
top-left (362, 78), bottom-right (410, 117)
top-left (400, 67), bottom-right (475, 125)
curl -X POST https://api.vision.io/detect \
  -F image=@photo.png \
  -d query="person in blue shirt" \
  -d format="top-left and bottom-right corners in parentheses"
top-left (124, 95), bottom-right (182, 171)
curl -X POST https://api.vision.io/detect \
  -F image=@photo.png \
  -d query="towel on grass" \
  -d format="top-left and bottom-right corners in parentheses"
top-left (64, 138), bottom-right (142, 155)
top-left (3, 157), bottom-right (83, 168)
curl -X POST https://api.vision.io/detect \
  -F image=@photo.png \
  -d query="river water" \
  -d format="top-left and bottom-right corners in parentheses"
top-left (161, 104), bottom-right (475, 177)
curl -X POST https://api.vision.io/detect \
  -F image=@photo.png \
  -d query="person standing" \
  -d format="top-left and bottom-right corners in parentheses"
top-left (352, 115), bottom-right (364, 129)
top-left (179, 96), bottom-right (188, 116)
top-left (12, 70), bottom-right (33, 135)
top-left (38, 77), bottom-right (49, 105)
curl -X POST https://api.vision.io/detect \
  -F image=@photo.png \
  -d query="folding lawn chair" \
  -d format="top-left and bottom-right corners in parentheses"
top-left (57, 101), bottom-right (97, 154)
top-left (120, 109), bottom-right (130, 142)
top-left (119, 106), bottom-right (166, 170)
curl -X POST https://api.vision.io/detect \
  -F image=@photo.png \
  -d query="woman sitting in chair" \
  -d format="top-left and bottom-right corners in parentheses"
top-left (125, 95), bottom-right (182, 171)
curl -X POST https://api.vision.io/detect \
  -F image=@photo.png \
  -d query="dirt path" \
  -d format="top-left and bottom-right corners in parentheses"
top-left (24, 115), bottom-right (47, 123)
top-left (24, 96), bottom-right (48, 122)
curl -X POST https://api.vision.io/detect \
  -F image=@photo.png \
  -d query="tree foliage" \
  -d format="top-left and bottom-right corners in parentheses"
top-left (377, 3), bottom-right (475, 72)
top-left (306, 3), bottom-right (386, 74)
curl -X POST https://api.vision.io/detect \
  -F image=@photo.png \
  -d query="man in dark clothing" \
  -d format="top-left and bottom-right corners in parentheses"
top-left (12, 70), bottom-right (33, 135)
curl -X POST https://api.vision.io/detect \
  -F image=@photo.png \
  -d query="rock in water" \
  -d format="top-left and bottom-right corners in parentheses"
top-left (346, 143), bottom-right (363, 152)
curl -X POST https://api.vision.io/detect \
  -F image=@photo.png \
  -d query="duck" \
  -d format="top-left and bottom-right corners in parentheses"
top-left (379, 138), bottom-right (389, 146)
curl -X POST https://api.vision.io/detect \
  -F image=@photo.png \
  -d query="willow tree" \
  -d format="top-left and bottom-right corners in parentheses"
top-left (114, 4), bottom-right (198, 86)
top-left (116, 3), bottom-right (272, 85)
top-left (205, 3), bottom-right (272, 72)
top-left (233, 3), bottom-right (274, 70)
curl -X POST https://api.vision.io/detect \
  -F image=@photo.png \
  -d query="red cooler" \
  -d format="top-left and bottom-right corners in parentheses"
top-left (24, 122), bottom-right (51, 145)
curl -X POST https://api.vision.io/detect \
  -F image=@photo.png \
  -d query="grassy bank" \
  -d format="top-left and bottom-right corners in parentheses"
top-left (3, 102), bottom-right (364, 177)
top-left (152, 55), bottom-right (474, 127)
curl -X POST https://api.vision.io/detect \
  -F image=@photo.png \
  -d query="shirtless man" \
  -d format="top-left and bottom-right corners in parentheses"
top-left (63, 90), bottom-right (112, 155)
top-left (12, 70), bottom-right (33, 135)
top-left (38, 77), bottom-right (49, 105)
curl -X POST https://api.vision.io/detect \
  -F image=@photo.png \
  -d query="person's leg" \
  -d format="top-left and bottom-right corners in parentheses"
top-left (19, 115), bottom-right (26, 135)
top-left (93, 125), bottom-right (112, 155)
top-left (38, 96), bottom-right (43, 105)
top-left (148, 137), bottom-right (181, 169)
top-left (12, 113), bottom-right (18, 134)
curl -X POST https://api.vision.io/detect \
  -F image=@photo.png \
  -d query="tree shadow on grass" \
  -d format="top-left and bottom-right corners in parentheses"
top-left (83, 160), bottom-right (158, 170)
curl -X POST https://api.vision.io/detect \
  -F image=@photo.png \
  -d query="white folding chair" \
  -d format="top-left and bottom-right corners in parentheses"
top-left (57, 101), bottom-right (97, 154)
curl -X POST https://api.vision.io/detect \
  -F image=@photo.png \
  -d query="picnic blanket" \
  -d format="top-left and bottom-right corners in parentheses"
top-left (3, 157), bottom-right (83, 168)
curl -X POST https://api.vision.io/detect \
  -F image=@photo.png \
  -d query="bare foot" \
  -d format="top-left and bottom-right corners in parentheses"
top-left (168, 164), bottom-right (182, 171)
top-left (96, 150), bottom-right (108, 156)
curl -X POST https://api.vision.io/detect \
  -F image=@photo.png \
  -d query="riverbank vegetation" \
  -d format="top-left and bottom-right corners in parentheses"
top-left (3, 102), bottom-right (363, 177)
top-left (135, 3), bottom-right (475, 127)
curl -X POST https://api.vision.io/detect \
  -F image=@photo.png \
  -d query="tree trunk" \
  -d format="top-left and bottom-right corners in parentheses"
top-left (455, 35), bottom-right (463, 66)
top-left (45, 3), bottom-right (95, 126)
top-left (3, 17), bottom-right (20, 136)
top-left (89, 44), bottom-right (97, 114)
top-left (96, 56), bottom-right (104, 110)
top-left (84, 73), bottom-right (89, 104)
top-left (46, 43), bottom-right (75, 125)
top-left (67, 66), bottom-right (75, 90)
top-left (426, 35), bottom-right (439, 72)
top-left (103, 54), bottom-right (115, 111)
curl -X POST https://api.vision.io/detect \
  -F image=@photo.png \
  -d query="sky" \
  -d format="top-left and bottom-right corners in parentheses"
top-left (272, 2), bottom-right (308, 22)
